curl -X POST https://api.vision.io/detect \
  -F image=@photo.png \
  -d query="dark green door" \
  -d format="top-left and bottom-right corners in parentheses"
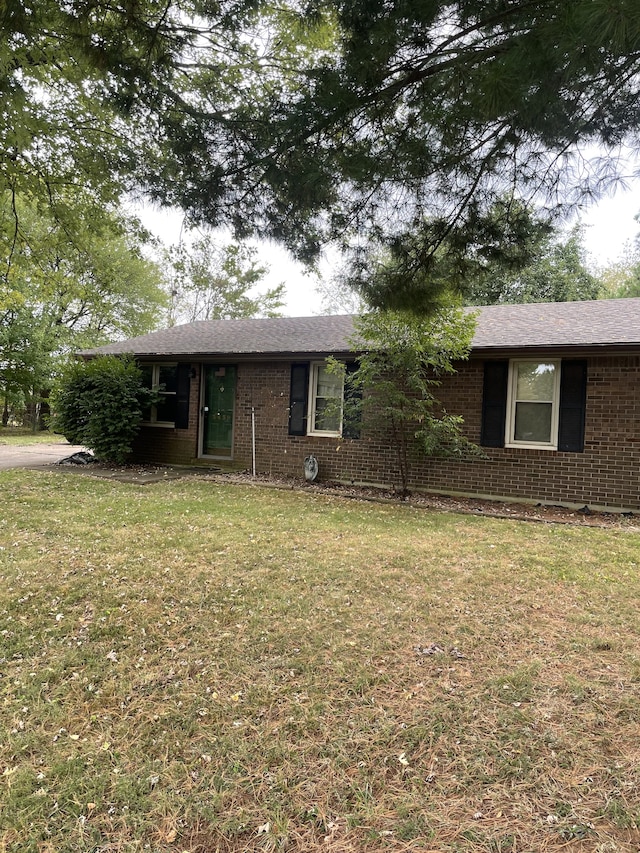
top-left (202, 365), bottom-right (236, 457)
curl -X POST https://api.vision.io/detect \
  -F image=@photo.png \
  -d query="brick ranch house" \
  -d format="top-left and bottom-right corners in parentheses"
top-left (84, 297), bottom-right (640, 511)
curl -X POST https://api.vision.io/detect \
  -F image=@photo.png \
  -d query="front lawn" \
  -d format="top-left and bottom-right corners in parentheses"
top-left (0, 428), bottom-right (68, 446)
top-left (1, 470), bottom-right (639, 852)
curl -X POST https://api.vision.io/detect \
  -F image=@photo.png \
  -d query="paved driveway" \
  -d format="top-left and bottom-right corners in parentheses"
top-left (0, 442), bottom-right (85, 470)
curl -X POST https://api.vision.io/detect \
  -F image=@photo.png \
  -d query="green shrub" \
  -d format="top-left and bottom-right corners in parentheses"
top-left (52, 356), bottom-right (153, 463)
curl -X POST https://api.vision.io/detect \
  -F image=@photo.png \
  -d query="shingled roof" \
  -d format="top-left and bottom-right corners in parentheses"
top-left (83, 297), bottom-right (640, 358)
top-left (83, 314), bottom-right (358, 358)
top-left (471, 298), bottom-right (640, 351)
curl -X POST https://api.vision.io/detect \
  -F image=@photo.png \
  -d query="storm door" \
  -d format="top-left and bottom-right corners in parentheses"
top-left (202, 365), bottom-right (237, 458)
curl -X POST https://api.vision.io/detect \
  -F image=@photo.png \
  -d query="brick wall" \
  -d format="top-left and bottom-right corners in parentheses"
top-left (130, 362), bottom-right (200, 466)
top-left (130, 355), bottom-right (640, 510)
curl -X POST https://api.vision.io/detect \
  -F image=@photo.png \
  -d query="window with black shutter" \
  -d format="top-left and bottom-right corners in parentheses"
top-left (140, 363), bottom-right (179, 425)
top-left (481, 359), bottom-right (587, 451)
top-left (288, 361), bottom-right (360, 438)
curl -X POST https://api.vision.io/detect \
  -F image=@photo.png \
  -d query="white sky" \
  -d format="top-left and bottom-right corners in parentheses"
top-left (139, 183), bottom-right (640, 318)
top-left (576, 185), bottom-right (639, 268)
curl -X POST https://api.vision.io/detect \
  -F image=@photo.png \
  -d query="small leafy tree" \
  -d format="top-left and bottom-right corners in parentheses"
top-left (52, 356), bottom-right (154, 464)
top-left (337, 307), bottom-right (480, 496)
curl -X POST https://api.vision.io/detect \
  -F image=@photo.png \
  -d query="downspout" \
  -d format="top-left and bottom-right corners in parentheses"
top-left (251, 405), bottom-right (256, 478)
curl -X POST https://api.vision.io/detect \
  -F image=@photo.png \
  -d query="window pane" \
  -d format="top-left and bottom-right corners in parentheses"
top-left (158, 365), bottom-right (177, 393)
top-left (140, 365), bottom-right (153, 389)
top-left (156, 394), bottom-right (177, 423)
top-left (315, 398), bottom-right (341, 432)
top-left (316, 366), bottom-right (342, 399)
top-left (516, 363), bottom-right (555, 401)
top-left (514, 402), bottom-right (552, 442)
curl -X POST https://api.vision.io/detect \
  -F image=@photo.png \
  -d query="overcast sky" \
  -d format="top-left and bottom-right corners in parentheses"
top-left (578, 186), bottom-right (639, 267)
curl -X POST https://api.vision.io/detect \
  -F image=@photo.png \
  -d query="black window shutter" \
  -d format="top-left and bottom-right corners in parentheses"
top-left (288, 363), bottom-right (309, 436)
top-left (175, 363), bottom-right (191, 429)
top-left (558, 359), bottom-right (587, 452)
top-left (481, 360), bottom-right (508, 447)
top-left (342, 361), bottom-right (362, 439)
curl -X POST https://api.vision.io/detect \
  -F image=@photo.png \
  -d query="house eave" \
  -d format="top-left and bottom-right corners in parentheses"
top-left (81, 342), bottom-right (640, 361)
top-left (471, 343), bottom-right (640, 359)
top-left (81, 349), bottom-right (360, 362)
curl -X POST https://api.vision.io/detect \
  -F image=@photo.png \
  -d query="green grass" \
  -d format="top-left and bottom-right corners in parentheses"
top-left (1, 470), bottom-right (640, 852)
top-left (0, 428), bottom-right (69, 446)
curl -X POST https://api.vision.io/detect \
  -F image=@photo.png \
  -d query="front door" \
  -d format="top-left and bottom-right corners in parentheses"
top-left (202, 365), bottom-right (236, 458)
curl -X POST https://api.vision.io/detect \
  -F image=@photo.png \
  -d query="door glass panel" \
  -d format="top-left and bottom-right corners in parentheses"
top-left (203, 365), bottom-right (236, 457)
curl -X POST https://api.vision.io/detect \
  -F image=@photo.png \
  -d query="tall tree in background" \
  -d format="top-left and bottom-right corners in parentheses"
top-left (464, 225), bottom-right (602, 305)
top-left (315, 264), bottom-right (369, 315)
top-left (317, 214), bottom-right (606, 317)
top-left (598, 237), bottom-right (640, 298)
top-left (0, 192), bottom-right (165, 425)
top-left (4, 2), bottom-right (640, 311)
top-left (164, 236), bottom-right (284, 325)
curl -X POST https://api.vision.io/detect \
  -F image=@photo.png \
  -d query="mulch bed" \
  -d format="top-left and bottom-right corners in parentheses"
top-left (215, 472), bottom-right (640, 529)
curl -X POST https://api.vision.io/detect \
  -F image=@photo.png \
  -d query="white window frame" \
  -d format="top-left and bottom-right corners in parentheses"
top-left (505, 359), bottom-right (561, 449)
top-left (307, 361), bottom-right (344, 437)
top-left (142, 363), bottom-right (178, 427)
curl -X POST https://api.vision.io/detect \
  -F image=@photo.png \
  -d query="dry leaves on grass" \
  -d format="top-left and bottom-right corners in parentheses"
top-left (1, 470), bottom-right (640, 852)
